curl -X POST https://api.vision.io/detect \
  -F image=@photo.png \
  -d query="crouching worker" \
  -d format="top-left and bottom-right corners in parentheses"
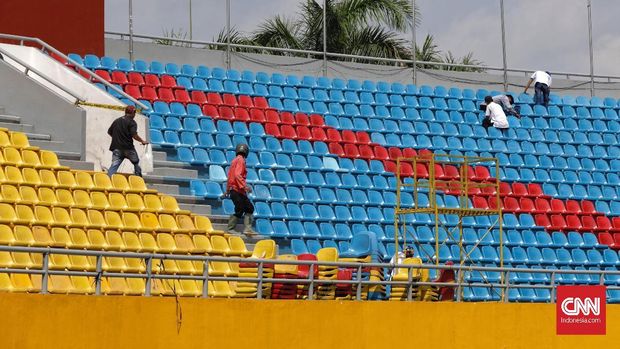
top-left (225, 143), bottom-right (257, 236)
top-left (481, 96), bottom-right (509, 131)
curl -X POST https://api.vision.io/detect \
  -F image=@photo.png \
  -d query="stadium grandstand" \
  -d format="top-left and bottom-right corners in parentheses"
top-left (0, 0), bottom-right (619, 347)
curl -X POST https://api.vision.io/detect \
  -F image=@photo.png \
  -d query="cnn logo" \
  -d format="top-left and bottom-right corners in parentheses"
top-left (556, 285), bottom-right (606, 335)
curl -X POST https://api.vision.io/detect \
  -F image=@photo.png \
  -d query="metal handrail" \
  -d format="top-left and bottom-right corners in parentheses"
top-left (0, 245), bottom-right (616, 301)
top-left (105, 31), bottom-right (620, 82)
top-left (0, 46), bottom-right (85, 103)
top-left (0, 33), bottom-right (148, 111)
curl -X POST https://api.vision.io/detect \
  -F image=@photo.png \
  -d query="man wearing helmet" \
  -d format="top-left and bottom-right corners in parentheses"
top-left (225, 143), bottom-right (257, 236)
top-left (107, 105), bottom-right (148, 177)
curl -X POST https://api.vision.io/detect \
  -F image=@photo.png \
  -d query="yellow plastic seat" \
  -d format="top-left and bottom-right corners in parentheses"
top-left (128, 175), bottom-right (156, 194)
top-left (251, 239), bottom-right (276, 259)
top-left (124, 256), bottom-right (146, 273)
top-left (175, 234), bottom-right (202, 254)
top-left (13, 225), bottom-right (36, 246)
top-left (69, 208), bottom-right (90, 228)
top-left (103, 277), bottom-right (145, 295)
top-left (210, 235), bottom-right (231, 255)
top-left (160, 195), bottom-right (191, 215)
top-left (51, 227), bottom-right (72, 248)
top-left (106, 192), bottom-right (128, 211)
top-left (127, 277), bottom-right (148, 295)
top-left (49, 252), bottom-right (72, 270)
top-left (228, 236), bottom-right (252, 257)
top-left (72, 189), bottom-right (92, 208)
top-left (74, 171), bottom-right (95, 191)
top-left (12, 274), bottom-right (40, 292)
top-left (143, 194), bottom-right (164, 213)
top-left (111, 174), bottom-right (142, 193)
top-left (57, 170), bottom-right (78, 189)
top-left (86, 209), bottom-right (106, 230)
top-left (10, 132), bottom-right (37, 150)
top-left (176, 280), bottom-right (201, 297)
top-left (140, 212), bottom-right (169, 233)
top-left (36, 187), bottom-right (58, 206)
top-left (275, 255), bottom-right (298, 276)
top-left (32, 226), bottom-right (59, 247)
top-left (20, 186), bottom-right (40, 206)
top-left (33, 205), bottom-right (56, 227)
top-left (124, 193), bottom-right (145, 212)
top-left (39, 169), bottom-right (61, 188)
top-left (176, 259), bottom-right (198, 275)
top-left (68, 253), bottom-right (95, 271)
top-left (12, 250), bottom-right (37, 268)
top-left (104, 254), bottom-right (128, 272)
top-left (160, 214), bottom-right (190, 233)
top-left (194, 215), bottom-right (224, 235)
top-left (0, 224), bottom-right (16, 245)
top-left (71, 276), bottom-right (95, 294)
top-left (0, 273), bottom-right (13, 292)
top-left (138, 233), bottom-right (158, 253)
top-left (1, 184), bottom-right (23, 204)
top-left (209, 261), bottom-right (236, 276)
top-left (3, 148), bottom-right (25, 167)
top-left (21, 150), bottom-right (50, 169)
top-left (48, 275), bottom-right (75, 294)
top-left (40, 150), bottom-right (69, 170)
top-left (209, 281), bottom-right (235, 298)
top-left (104, 210), bottom-right (124, 230)
top-left (54, 189), bottom-right (75, 208)
top-left (123, 212), bottom-right (150, 232)
top-left (4, 166), bottom-right (24, 185)
top-left (69, 228), bottom-right (91, 249)
top-left (154, 258), bottom-right (180, 274)
top-left (192, 235), bottom-right (213, 254)
top-left (105, 230), bottom-right (126, 251)
top-left (121, 231), bottom-right (142, 252)
top-left (176, 214), bottom-right (205, 234)
top-left (156, 233), bottom-right (178, 253)
top-left (86, 229), bottom-right (108, 250)
top-left (15, 204), bottom-right (36, 225)
top-left (0, 203), bottom-right (22, 224)
top-left (89, 191), bottom-right (110, 210)
top-left (0, 130), bottom-right (10, 147)
top-left (53, 207), bottom-right (80, 228)
top-left (151, 279), bottom-right (175, 296)
top-left (0, 251), bottom-right (14, 268)
top-left (93, 173), bottom-right (121, 192)
top-left (22, 168), bottom-right (43, 187)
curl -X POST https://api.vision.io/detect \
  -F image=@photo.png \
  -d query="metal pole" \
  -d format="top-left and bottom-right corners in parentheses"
top-left (322, 0), bottom-right (327, 77)
top-left (189, 0), bottom-right (193, 47)
top-left (128, 0), bottom-right (134, 62)
top-left (499, 0), bottom-right (508, 92)
top-left (226, 0), bottom-right (231, 70)
top-left (411, 0), bottom-right (417, 85)
top-left (587, 0), bottom-right (595, 96)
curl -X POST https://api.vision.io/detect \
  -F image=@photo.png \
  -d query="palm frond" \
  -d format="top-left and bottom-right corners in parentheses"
top-left (251, 15), bottom-right (304, 54)
top-left (345, 25), bottom-right (409, 59)
top-left (336, 0), bottom-right (417, 32)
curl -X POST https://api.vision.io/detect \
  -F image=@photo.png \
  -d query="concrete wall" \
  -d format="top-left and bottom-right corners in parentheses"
top-left (0, 59), bottom-right (85, 155)
top-left (106, 38), bottom-right (620, 98)
top-left (0, 293), bottom-right (618, 349)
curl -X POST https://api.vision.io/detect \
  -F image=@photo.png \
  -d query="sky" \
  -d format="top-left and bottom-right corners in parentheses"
top-left (105, 0), bottom-right (620, 76)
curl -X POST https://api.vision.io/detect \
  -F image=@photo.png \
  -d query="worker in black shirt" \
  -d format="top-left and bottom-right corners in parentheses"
top-left (107, 105), bottom-right (148, 177)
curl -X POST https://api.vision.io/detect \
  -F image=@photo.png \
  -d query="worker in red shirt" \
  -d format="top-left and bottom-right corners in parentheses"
top-left (225, 143), bottom-right (257, 235)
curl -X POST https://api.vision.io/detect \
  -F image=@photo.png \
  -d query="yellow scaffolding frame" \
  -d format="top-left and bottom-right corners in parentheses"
top-left (394, 153), bottom-right (504, 301)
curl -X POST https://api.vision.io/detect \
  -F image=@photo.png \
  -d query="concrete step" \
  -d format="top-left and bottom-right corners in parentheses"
top-left (0, 122), bottom-right (34, 133)
top-left (0, 114), bottom-right (21, 124)
top-left (178, 202), bottom-right (211, 216)
top-left (25, 132), bottom-right (52, 141)
top-left (0, 107), bottom-right (5, 115)
top-left (151, 166), bottom-right (198, 179)
top-left (148, 183), bottom-right (179, 195)
top-left (152, 151), bottom-right (168, 162)
top-left (29, 139), bottom-right (66, 152)
top-left (56, 151), bottom-right (82, 161)
top-left (153, 159), bottom-right (196, 169)
top-left (59, 159), bottom-right (94, 171)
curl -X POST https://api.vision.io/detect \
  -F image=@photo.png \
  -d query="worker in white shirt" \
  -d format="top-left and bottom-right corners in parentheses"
top-left (483, 96), bottom-right (509, 130)
top-left (524, 70), bottom-right (552, 106)
top-left (390, 246), bottom-right (414, 279)
top-left (492, 94), bottom-right (521, 118)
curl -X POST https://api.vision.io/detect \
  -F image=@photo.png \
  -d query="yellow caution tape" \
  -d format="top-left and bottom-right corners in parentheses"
top-left (75, 101), bottom-right (143, 113)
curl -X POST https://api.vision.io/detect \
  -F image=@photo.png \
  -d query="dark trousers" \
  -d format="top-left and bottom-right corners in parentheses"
top-left (108, 149), bottom-right (142, 177)
top-left (534, 82), bottom-right (550, 106)
top-left (230, 190), bottom-right (254, 218)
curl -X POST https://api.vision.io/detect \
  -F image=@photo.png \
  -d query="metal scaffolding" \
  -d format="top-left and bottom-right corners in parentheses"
top-left (394, 153), bottom-right (504, 301)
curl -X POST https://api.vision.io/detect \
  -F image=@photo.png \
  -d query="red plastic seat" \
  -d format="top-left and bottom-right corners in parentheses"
top-left (202, 104), bottom-right (219, 118)
top-left (140, 86), bottom-right (158, 102)
top-left (253, 97), bottom-right (270, 109)
top-left (598, 232), bottom-right (615, 248)
top-left (433, 164), bottom-right (446, 180)
top-left (388, 147), bottom-right (403, 160)
top-left (295, 113), bottom-right (310, 126)
top-left (174, 89), bottom-right (191, 104)
top-left (144, 74), bottom-right (161, 87)
top-left (93, 70), bottom-right (111, 83)
top-left (383, 160), bottom-right (397, 174)
top-left (527, 183), bottom-right (543, 197)
top-left (499, 182), bottom-right (512, 196)
top-left (550, 199), bottom-right (566, 214)
top-left (443, 165), bottom-right (460, 180)
top-left (329, 143), bottom-right (345, 157)
top-left (549, 214), bottom-right (567, 231)
top-left (222, 94), bottom-right (238, 106)
top-left (468, 186), bottom-right (482, 196)
top-left (503, 197), bottom-right (519, 213)
top-left (399, 163), bottom-right (413, 177)
top-left (519, 197), bottom-right (536, 213)
top-left (233, 107), bottom-right (250, 121)
top-left (249, 109), bottom-right (266, 122)
top-left (402, 148), bottom-right (417, 158)
top-left (238, 95), bottom-right (254, 108)
top-left (310, 114), bottom-right (325, 128)
top-left (218, 106), bottom-right (234, 120)
top-left (614, 233), bottom-right (620, 250)
top-left (160, 75), bottom-right (178, 89)
top-left (481, 185), bottom-right (497, 196)
top-left (124, 85), bottom-right (142, 99)
top-left (473, 166), bottom-right (491, 181)
top-left (534, 198), bottom-right (552, 214)
top-left (280, 125), bottom-right (297, 139)
top-left (565, 200), bottom-right (582, 215)
top-left (207, 92), bottom-right (223, 105)
top-left (534, 214), bottom-right (552, 229)
top-left (265, 110), bottom-right (280, 123)
top-left (463, 166), bottom-right (476, 181)
top-left (596, 216), bottom-right (612, 232)
top-left (356, 132), bottom-right (371, 145)
top-left (310, 128), bottom-right (327, 142)
top-left (158, 88), bottom-right (175, 103)
top-left (580, 216), bottom-right (597, 232)
top-left (565, 214), bottom-right (583, 231)
top-left (511, 183), bottom-right (528, 197)
top-left (296, 126), bottom-right (312, 140)
top-left (358, 145), bottom-right (374, 160)
top-left (418, 149), bottom-right (433, 158)
top-left (413, 163), bottom-right (428, 178)
top-left (342, 130), bottom-right (357, 144)
top-left (343, 144), bottom-right (360, 158)
top-left (373, 146), bottom-right (389, 161)
top-left (190, 91), bottom-right (207, 104)
top-left (580, 200), bottom-right (598, 216)
top-left (127, 72), bottom-right (145, 86)
top-left (473, 196), bottom-right (489, 209)
top-left (326, 129), bottom-right (342, 143)
top-left (280, 112), bottom-right (295, 125)
top-left (264, 123), bottom-right (281, 138)
top-left (111, 71), bottom-right (129, 85)
top-left (487, 196), bottom-right (500, 210)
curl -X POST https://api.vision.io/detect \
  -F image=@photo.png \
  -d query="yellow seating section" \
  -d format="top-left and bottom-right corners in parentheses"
top-left (0, 128), bottom-right (274, 297)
